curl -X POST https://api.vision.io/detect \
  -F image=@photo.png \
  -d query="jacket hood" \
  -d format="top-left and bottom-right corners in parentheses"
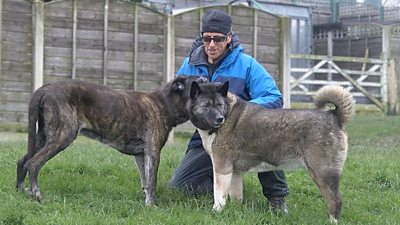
top-left (188, 32), bottom-right (241, 66)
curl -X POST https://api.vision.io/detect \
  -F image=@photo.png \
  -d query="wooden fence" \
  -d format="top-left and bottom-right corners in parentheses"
top-left (39, 0), bottom-right (168, 91)
top-left (0, 0), bottom-right (290, 129)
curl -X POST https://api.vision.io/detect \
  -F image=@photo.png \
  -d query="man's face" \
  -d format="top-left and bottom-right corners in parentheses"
top-left (202, 32), bottom-right (232, 63)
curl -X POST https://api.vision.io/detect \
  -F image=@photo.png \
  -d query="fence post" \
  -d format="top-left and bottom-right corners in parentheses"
top-left (164, 14), bottom-right (175, 83)
top-left (327, 31), bottom-right (333, 81)
top-left (252, 8), bottom-right (258, 59)
top-left (133, 4), bottom-right (138, 91)
top-left (387, 59), bottom-right (399, 115)
top-left (72, 0), bottom-right (77, 79)
top-left (280, 17), bottom-right (291, 109)
top-left (32, 0), bottom-right (44, 92)
top-left (382, 25), bottom-right (391, 114)
top-left (165, 14), bottom-right (175, 144)
top-left (102, 0), bottom-right (109, 85)
top-left (0, 0), bottom-right (2, 82)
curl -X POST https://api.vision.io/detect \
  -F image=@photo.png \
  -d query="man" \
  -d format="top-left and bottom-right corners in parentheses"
top-left (169, 10), bottom-right (289, 213)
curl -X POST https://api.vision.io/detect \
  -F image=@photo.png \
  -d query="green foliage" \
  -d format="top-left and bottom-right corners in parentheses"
top-left (0, 115), bottom-right (399, 225)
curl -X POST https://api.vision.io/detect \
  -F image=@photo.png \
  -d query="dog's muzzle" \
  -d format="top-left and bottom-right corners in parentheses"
top-left (212, 117), bottom-right (225, 128)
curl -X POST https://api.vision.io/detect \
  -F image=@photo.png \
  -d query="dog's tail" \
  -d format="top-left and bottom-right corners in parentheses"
top-left (27, 87), bottom-right (46, 152)
top-left (314, 85), bottom-right (355, 129)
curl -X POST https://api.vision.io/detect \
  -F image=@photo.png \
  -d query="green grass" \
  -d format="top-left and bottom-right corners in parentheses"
top-left (1, 115), bottom-right (399, 225)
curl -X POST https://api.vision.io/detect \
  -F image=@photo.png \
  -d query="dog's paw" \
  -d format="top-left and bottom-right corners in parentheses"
top-left (34, 192), bottom-right (42, 203)
top-left (144, 197), bottom-right (157, 207)
top-left (15, 184), bottom-right (26, 193)
top-left (329, 215), bottom-right (338, 224)
top-left (212, 203), bottom-right (224, 212)
top-left (27, 189), bottom-right (42, 203)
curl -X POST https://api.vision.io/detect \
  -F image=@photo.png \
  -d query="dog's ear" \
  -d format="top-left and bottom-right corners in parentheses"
top-left (219, 81), bottom-right (229, 97)
top-left (171, 76), bottom-right (186, 93)
top-left (190, 81), bottom-right (202, 99)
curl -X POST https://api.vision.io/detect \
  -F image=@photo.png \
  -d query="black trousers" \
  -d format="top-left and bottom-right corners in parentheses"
top-left (169, 141), bottom-right (289, 199)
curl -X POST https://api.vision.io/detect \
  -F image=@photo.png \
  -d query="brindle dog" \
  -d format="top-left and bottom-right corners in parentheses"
top-left (16, 76), bottom-right (205, 205)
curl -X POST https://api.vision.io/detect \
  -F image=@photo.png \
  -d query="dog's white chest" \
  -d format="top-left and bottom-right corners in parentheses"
top-left (197, 130), bottom-right (216, 156)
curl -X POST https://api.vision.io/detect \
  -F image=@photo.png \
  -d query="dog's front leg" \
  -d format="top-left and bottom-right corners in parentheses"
top-left (143, 149), bottom-right (160, 206)
top-left (228, 172), bottom-right (243, 203)
top-left (213, 170), bottom-right (233, 211)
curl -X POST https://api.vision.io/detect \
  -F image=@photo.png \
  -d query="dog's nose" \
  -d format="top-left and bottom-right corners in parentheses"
top-left (216, 117), bottom-right (225, 124)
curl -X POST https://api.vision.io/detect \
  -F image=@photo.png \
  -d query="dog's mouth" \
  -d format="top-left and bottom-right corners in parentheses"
top-left (211, 123), bottom-right (223, 128)
top-left (210, 117), bottom-right (225, 128)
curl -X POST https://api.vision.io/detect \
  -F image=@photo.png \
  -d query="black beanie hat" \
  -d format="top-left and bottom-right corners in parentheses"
top-left (201, 10), bottom-right (232, 35)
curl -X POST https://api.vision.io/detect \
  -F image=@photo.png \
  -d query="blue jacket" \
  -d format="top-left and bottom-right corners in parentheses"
top-left (176, 33), bottom-right (283, 149)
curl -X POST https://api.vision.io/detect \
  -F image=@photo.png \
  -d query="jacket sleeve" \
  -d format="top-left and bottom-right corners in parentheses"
top-left (246, 58), bottom-right (283, 109)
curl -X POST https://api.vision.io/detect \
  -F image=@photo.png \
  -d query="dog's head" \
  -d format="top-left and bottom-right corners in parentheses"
top-left (187, 81), bottom-right (230, 131)
top-left (163, 76), bottom-right (208, 126)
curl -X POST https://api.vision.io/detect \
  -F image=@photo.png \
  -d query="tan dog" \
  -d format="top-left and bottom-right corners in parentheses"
top-left (16, 76), bottom-right (206, 205)
top-left (187, 81), bottom-right (355, 223)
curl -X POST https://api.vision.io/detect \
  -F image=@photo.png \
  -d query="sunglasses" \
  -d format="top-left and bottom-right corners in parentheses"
top-left (202, 35), bottom-right (227, 43)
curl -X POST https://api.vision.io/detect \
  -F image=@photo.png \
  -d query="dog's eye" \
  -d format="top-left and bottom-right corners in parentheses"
top-left (213, 102), bottom-right (224, 107)
top-left (200, 102), bottom-right (211, 108)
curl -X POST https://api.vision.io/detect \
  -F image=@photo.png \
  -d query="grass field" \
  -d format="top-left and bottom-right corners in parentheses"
top-left (0, 115), bottom-right (399, 225)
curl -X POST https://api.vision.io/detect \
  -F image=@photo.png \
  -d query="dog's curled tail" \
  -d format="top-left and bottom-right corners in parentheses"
top-left (314, 85), bottom-right (355, 129)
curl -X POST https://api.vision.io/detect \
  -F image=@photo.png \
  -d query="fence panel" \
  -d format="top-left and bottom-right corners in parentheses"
top-left (0, 0), bottom-right (32, 128)
top-left (44, 0), bottom-right (74, 82)
top-left (42, 0), bottom-right (166, 91)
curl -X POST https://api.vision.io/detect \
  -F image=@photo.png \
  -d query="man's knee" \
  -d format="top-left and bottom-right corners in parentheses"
top-left (168, 176), bottom-right (213, 196)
